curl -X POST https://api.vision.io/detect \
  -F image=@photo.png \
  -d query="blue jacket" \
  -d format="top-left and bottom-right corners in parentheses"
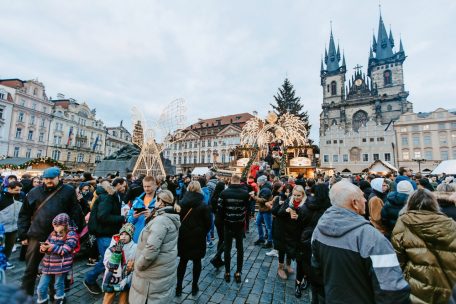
top-left (127, 193), bottom-right (156, 242)
top-left (393, 176), bottom-right (417, 191)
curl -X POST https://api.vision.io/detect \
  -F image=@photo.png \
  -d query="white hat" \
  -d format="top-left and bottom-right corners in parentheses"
top-left (397, 181), bottom-right (414, 195)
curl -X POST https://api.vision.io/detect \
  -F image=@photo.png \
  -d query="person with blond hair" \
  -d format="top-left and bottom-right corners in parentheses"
top-left (129, 190), bottom-right (180, 304)
top-left (175, 181), bottom-right (211, 297)
top-left (392, 189), bottom-right (456, 303)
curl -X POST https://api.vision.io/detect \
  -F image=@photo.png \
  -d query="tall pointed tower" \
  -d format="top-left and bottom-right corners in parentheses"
top-left (320, 27), bottom-right (347, 135)
top-left (368, 13), bottom-right (407, 99)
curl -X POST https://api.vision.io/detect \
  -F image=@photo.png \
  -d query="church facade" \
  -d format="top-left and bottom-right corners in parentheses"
top-left (319, 13), bottom-right (413, 174)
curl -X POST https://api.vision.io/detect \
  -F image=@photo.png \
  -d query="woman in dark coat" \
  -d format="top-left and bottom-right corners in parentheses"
top-left (271, 183), bottom-right (294, 280)
top-left (277, 185), bottom-right (306, 297)
top-left (297, 183), bottom-right (331, 301)
top-left (436, 183), bottom-right (456, 221)
top-left (176, 181), bottom-right (211, 297)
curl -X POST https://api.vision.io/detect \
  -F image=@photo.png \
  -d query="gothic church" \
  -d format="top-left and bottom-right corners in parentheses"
top-left (319, 13), bottom-right (413, 174)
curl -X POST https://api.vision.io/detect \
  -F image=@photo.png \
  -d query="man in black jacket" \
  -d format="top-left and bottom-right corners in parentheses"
top-left (220, 174), bottom-right (249, 283)
top-left (84, 179), bottom-right (126, 294)
top-left (311, 180), bottom-right (410, 303)
top-left (18, 167), bottom-right (84, 296)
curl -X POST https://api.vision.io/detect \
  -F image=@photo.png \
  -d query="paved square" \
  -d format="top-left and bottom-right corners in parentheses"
top-left (5, 223), bottom-right (310, 303)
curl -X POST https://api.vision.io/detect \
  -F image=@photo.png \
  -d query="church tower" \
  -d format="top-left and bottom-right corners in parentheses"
top-left (320, 28), bottom-right (346, 135)
top-left (368, 13), bottom-right (407, 98)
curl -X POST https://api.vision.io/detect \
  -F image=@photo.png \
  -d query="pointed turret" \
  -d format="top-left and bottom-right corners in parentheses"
top-left (324, 47), bottom-right (328, 64)
top-left (326, 29), bottom-right (340, 72)
top-left (373, 14), bottom-right (394, 59)
top-left (389, 28), bottom-right (395, 48)
top-left (369, 47), bottom-right (373, 59)
top-left (372, 34), bottom-right (377, 51)
top-left (337, 44), bottom-right (341, 61)
top-left (320, 57), bottom-right (324, 73)
top-left (342, 53), bottom-right (346, 67)
top-left (399, 38), bottom-right (405, 53)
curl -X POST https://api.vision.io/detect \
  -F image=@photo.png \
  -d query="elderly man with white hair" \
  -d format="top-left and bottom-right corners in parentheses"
top-left (311, 181), bottom-right (410, 303)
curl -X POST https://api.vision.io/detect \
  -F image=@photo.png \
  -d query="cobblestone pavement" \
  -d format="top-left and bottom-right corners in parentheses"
top-left (5, 222), bottom-right (310, 303)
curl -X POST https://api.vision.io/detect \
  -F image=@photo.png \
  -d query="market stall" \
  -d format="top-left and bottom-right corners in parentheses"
top-left (0, 157), bottom-right (67, 177)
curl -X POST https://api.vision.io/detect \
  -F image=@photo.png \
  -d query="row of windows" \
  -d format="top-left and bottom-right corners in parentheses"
top-left (12, 147), bottom-right (102, 162)
top-left (18, 99), bottom-right (48, 112)
top-left (401, 133), bottom-right (456, 146)
top-left (399, 122), bottom-right (456, 132)
top-left (173, 138), bottom-right (240, 150)
top-left (15, 128), bottom-right (46, 142)
top-left (172, 153), bottom-right (230, 165)
top-left (323, 153), bottom-right (391, 163)
top-left (402, 150), bottom-right (456, 161)
top-left (325, 137), bottom-right (385, 145)
top-left (17, 112), bottom-right (47, 127)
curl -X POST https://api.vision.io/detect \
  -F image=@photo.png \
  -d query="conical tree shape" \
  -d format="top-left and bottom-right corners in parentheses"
top-left (132, 139), bottom-right (165, 177)
top-left (270, 78), bottom-right (311, 136)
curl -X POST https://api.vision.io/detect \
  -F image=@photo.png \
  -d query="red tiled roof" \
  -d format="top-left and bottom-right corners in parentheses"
top-left (0, 79), bottom-right (25, 89)
top-left (186, 112), bottom-right (254, 130)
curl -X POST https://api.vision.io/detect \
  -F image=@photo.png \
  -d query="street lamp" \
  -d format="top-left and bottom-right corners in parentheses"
top-left (412, 158), bottom-right (426, 173)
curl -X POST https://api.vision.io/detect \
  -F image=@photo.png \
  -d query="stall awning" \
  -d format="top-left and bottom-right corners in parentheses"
top-left (191, 167), bottom-right (211, 176)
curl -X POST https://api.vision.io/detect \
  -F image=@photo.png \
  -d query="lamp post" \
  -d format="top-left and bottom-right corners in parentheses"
top-left (412, 158), bottom-right (426, 173)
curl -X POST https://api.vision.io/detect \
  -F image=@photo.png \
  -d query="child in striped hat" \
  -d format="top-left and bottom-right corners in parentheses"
top-left (36, 213), bottom-right (78, 304)
top-left (102, 222), bottom-right (137, 304)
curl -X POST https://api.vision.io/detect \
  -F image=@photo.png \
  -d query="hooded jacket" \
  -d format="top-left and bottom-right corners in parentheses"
top-left (381, 191), bottom-right (410, 236)
top-left (220, 184), bottom-right (249, 227)
top-left (90, 184), bottom-right (125, 237)
top-left (392, 210), bottom-right (456, 304)
top-left (177, 191), bottom-right (211, 259)
top-left (435, 192), bottom-right (456, 221)
top-left (393, 176), bottom-right (417, 191)
top-left (129, 206), bottom-right (181, 304)
top-left (368, 178), bottom-right (388, 235)
top-left (311, 206), bottom-right (410, 304)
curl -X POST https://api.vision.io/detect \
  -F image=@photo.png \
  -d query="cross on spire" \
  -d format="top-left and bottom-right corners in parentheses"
top-left (353, 64), bottom-right (363, 73)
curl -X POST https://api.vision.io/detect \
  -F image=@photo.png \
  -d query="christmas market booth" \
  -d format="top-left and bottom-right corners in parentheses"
top-left (286, 156), bottom-right (316, 178)
top-left (0, 157), bottom-right (67, 177)
top-left (367, 159), bottom-right (397, 176)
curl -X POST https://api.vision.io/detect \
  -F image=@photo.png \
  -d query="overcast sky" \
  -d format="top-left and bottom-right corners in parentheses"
top-left (1, 0), bottom-right (455, 142)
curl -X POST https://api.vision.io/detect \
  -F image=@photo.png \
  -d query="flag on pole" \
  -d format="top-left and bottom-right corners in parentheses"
top-left (92, 135), bottom-right (99, 151)
top-left (67, 127), bottom-right (73, 145)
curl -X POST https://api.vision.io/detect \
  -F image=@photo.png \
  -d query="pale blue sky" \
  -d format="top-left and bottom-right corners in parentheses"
top-left (1, 0), bottom-right (455, 142)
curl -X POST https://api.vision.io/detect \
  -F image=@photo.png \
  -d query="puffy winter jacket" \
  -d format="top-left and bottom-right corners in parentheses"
top-left (220, 184), bottom-right (249, 227)
top-left (0, 192), bottom-right (23, 232)
top-left (392, 210), bottom-right (456, 304)
top-left (129, 206), bottom-right (180, 304)
top-left (312, 206), bottom-right (410, 303)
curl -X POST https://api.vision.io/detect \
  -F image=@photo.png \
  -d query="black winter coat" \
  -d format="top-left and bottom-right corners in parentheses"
top-left (17, 182), bottom-right (84, 241)
top-left (220, 184), bottom-right (249, 228)
top-left (90, 186), bottom-right (125, 237)
top-left (437, 196), bottom-right (456, 222)
top-left (381, 191), bottom-right (409, 237)
top-left (271, 195), bottom-right (287, 249)
top-left (275, 198), bottom-right (303, 259)
top-left (177, 191), bottom-right (211, 259)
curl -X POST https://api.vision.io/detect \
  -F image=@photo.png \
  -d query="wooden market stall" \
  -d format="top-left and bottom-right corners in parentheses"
top-left (0, 157), bottom-right (67, 177)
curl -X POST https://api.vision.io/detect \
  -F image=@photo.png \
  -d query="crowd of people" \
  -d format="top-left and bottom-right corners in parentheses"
top-left (0, 164), bottom-right (456, 303)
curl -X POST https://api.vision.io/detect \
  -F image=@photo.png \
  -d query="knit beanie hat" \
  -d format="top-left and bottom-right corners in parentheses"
top-left (52, 213), bottom-right (70, 226)
top-left (119, 223), bottom-right (135, 239)
top-left (397, 181), bottom-right (414, 195)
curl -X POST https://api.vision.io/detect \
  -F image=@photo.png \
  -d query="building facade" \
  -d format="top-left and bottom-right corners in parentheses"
top-left (394, 108), bottom-right (456, 172)
top-left (319, 14), bottom-right (413, 173)
top-left (164, 113), bottom-right (254, 174)
top-left (0, 85), bottom-right (15, 158)
top-left (0, 79), bottom-right (54, 159)
top-left (47, 97), bottom-right (106, 171)
top-left (105, 121), bottom-right (132, 157)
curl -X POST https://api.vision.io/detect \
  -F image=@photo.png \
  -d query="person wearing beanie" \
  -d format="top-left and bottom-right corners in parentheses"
top-left (367, 178), bottom-right (389, 235)
top-left (381, 180), bottom-right (414, 239)
top-left (102, 222), bottom-right (137, 304)
top-left (36, 213), bottom-right (78, 304)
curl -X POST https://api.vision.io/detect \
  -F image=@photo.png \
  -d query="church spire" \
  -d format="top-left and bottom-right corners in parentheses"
top-left (325, 27), bottom-right (340, 72)
top-left (399, 38), bottom-right (405, 53)
top-left (373, 14), bottom-right (394, 59)
top-left (389, 28), bottom-right (395, 48)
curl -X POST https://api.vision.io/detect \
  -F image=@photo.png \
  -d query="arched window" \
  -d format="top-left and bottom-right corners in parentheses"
top-left (331, 81), bottom-right (337, 95)
top-left (332, 119), bottom-right (337, 125)
top-left (384, 70), bottom-right (392, 85)
top-left (352, 110), bottom-right (368, 132)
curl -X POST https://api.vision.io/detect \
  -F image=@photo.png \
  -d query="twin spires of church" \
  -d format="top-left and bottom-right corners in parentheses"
top-left (321, 11), bottom-right (406, 80)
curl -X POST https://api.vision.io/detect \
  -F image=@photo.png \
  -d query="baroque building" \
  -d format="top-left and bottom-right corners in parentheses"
top-left (319, 13), bottom-right (413, 173)
top-left (0, 85), bottom-right (15, 158)
top-left (164, 113), bottom-right (254, 174)
top-left (47, 97), bottom-right (106, 171)
top-left (394, 108), bottom-right (456, 173)
top-left (0, 79), bottom-right (54, 159)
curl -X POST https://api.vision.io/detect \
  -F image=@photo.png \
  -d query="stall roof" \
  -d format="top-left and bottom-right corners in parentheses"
top-left (368, 160), bottom-right (397, 173)
top-left (191, 167), bottom-right (211, 176)
top-left (432, 160), bottom-right (456, 175)
top-left (0, 157), bottom-right (32, 166)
